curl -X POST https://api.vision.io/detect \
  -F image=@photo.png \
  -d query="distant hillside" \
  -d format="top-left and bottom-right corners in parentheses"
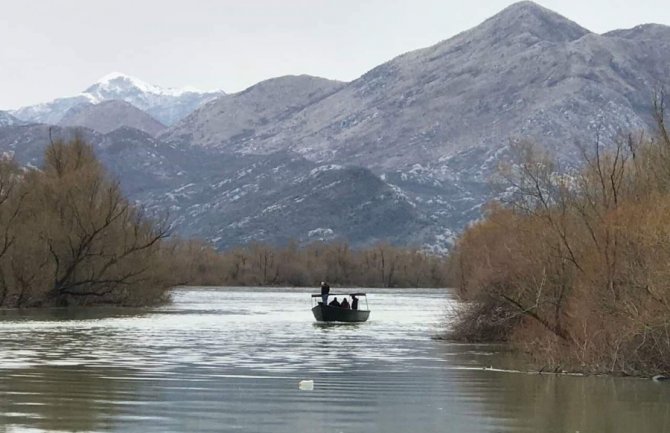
top-left (0, 124), bottom-right (433, 249)
top-left (59, 100), bottom-right (166, 136)
top-left (161, 75), bottom-right (345, 148)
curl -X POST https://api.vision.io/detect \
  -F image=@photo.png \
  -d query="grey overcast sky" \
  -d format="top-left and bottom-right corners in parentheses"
top-left (1, 0), bottom-right (669, 109)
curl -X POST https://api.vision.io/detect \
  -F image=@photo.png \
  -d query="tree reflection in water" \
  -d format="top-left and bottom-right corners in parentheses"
top-left (448, 346), bottom-right (670, 433)
top-left (0, 365), bottom-right (134, 432)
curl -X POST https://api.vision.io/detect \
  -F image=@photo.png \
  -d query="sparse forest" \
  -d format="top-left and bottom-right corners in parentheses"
top-left (447, 97), bottom-right (670, 376)
top-left (169, 239), bottom-right (450, 288)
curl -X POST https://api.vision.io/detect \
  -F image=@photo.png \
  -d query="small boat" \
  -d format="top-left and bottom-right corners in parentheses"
top-left (311, 292), bottom-right (370, 323)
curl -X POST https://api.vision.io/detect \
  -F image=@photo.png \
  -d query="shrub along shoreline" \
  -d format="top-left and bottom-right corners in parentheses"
top-left (0, 136), bottom-right (175, 307)
top-left (446, 98), bottom-right (670, 377)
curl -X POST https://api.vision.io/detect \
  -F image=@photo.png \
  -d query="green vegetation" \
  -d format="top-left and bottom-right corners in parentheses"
top-left (447, 97), bottom-right (670, 376)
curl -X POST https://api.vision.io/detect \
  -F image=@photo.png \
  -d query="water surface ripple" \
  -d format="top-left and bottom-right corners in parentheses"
top-left (0, 288), bottom-right (668, 432)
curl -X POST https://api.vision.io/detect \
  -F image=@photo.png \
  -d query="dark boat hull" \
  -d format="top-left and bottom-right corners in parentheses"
top-left (312, 304), bottom-right (370, 322)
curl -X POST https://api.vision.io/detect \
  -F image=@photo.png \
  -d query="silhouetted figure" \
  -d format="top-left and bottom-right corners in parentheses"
top-left (320, 281), bottom-right (330, 305)
top-left (328, 297), bottom-right (340, 307)
top-left (340, 298), bottom-right (350, 309)
top-left (351, 295), bottom-right (359, 310)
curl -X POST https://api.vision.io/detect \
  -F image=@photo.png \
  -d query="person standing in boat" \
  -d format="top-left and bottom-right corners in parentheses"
top-left (320, 281), bottom-right (330, 305)
top-left (351, 295), bottom-right (359, 310)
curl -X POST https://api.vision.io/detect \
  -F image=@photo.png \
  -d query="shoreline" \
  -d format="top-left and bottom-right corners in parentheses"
top-left (434, 335), bottom-right (670, 380)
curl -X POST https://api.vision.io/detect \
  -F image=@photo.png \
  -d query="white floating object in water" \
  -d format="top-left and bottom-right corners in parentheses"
top-left (298, 380), bottom-right (314, 390)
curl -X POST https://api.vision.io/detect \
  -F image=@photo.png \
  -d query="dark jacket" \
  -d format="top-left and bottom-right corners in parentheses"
top-left (321, 283), bottom-right (330, 296)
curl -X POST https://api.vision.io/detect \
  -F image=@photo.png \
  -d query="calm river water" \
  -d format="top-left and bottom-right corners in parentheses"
top-left (0, 288), bottom-right (669, 433)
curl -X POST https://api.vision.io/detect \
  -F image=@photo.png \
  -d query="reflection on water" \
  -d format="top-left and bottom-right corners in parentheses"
top-left (0, 288), bottom-right (668, 432)
top-left (0, 366), bottom-right (127, 432)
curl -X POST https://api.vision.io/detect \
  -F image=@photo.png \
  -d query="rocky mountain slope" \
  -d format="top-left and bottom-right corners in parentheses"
top-left (59, 100), bottom-right (166, 136)
top-left (12, 73), bottom-right (222, 126)
top-left (158, 1), bottom-right (670, 244)
top-left (166, 2), bottom-right (669, 172)
top-left (0, 124), bottom-right (431, 249)
top-left (162, 75), bottom-right (345, 147)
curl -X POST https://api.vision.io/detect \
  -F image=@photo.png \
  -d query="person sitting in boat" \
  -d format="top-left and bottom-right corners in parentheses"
top-left (320, 281), bottom-right (330, 305)
top-left (351, 295), bottom-right (359, 310)
top-left (340, 298), bottom-right (351, 309)
top-left (328, 297), bottom-right (340, 307)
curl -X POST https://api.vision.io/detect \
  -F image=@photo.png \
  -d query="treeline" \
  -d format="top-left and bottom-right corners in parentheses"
top-left (170, 240), bottom-right (450, 288)
top-left (447, 97), bottom-right (670, 376)
top-left (0, 136), bottom-right (176, 307)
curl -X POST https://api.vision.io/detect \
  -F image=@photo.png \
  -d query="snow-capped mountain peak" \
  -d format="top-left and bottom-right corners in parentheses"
top-left (88, 72), bottom-right (208, 98)
top-left (93, 72), bottom-right (159, 94)
top-left (11, 73), bottom-right (225, 126)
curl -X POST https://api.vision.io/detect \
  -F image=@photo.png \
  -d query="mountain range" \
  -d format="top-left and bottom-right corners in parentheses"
top-left (2, 1), bottom-right (670, 251)
top-left (168, 1), bottom-right (669, 171)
